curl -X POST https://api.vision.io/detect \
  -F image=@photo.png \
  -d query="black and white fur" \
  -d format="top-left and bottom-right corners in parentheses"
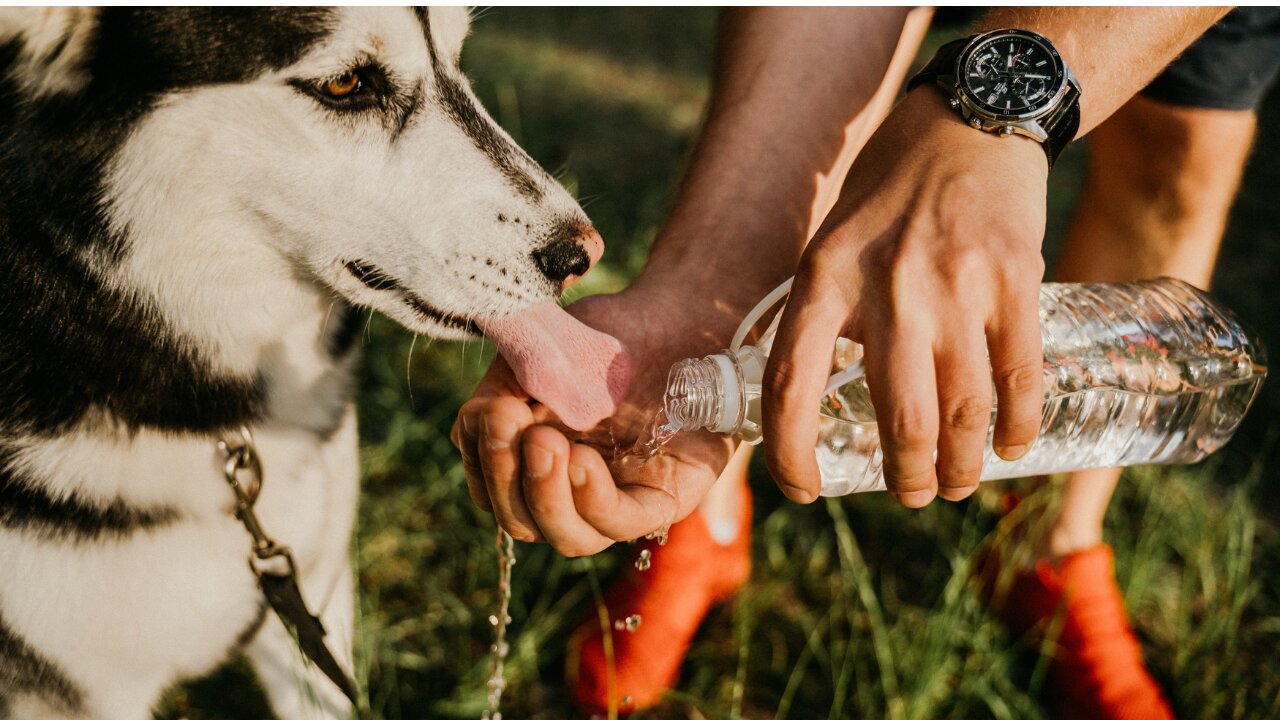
top-left (0, 8), bottom-right (596, 719)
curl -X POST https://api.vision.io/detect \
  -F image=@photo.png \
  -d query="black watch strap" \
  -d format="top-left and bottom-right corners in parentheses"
top-left (906, 37), bottom-right (967, 93)
top-left (1039, 90), bottom-right (1080, 169)
top-left (907, 35), bottom-right (1080, 169)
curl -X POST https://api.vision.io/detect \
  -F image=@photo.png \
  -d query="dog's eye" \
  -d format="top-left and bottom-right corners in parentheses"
top-left (321, 71), bottom-right (362, 99)
top-left (291, 63), bottom-right (389, 112)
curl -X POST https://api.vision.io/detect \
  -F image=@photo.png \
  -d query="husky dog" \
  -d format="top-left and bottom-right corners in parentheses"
top-left (0, 8), bottom-right (599, 719)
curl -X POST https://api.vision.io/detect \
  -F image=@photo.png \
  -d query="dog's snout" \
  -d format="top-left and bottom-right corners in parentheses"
top-left (533, 237), bottom-right (592, 285)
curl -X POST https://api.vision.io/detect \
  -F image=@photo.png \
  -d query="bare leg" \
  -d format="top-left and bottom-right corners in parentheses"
top-left (1044, 94), bottom-right (1255, 557)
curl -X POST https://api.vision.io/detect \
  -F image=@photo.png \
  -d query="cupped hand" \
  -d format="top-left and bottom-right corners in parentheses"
top-left (763, 89), bottom-right (1048, 508)
top-left (451, 279), bottom-right (749, 556)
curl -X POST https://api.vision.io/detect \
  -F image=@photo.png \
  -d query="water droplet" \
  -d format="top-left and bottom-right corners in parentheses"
top-left (488, 615), bottom-right (499, 627)
top-left (614, 614), bottom-right (641, 631)
top-left (646, 525), bottom-right (671, 546)
top-left (634, 549), bottom-right (652, 571)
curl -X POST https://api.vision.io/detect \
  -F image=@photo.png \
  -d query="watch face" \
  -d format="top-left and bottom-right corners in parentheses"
top-left (958, 31), bottom-right (1067, 120)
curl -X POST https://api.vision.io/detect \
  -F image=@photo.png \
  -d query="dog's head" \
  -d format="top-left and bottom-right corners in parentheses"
top-left (0, 7), bottom-right (600, 341)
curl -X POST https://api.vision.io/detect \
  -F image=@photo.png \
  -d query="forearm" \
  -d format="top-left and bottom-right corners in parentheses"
top-left (979, 7), bottom-right (1230, 133)
top-left (637, 7), bottom-right (929, 313)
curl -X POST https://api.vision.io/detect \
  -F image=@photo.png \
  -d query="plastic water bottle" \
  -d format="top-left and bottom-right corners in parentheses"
top-left (660, 278), bottom-right (1267, 497)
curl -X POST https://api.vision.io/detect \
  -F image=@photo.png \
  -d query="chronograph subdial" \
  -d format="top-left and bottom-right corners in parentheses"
top-left (1011, 74), bottom-right (1048, 102)
top-left (958, 31), bottom-right (1067, 118)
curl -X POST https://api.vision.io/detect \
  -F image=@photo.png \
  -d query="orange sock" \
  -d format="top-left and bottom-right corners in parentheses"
top-left (997, 544), bottom-right (1173, 720)
top-left (566, 490), bottom-right (751, 715)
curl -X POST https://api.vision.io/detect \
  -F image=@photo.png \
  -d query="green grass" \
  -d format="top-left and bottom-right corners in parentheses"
top-left (158, 9), bottom-right (1280, 719)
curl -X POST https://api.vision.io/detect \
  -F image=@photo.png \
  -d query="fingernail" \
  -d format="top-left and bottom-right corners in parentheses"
top-left (997, 444), bottom-right (1028, 461)
top-left (524, 444), bottom-right (553, 479)
top-left (937, 485), bottom-right (976, 502)
top-left (569, 463), bottom-right (587, 488)
top-left (461, 412), bottom-right (477, 437)
top-left (782, 483), bottom-right (814, 504)
top-left (894, 489), bottom-right (936, 508)
top-left (482, 415), bottom-right (516, 450)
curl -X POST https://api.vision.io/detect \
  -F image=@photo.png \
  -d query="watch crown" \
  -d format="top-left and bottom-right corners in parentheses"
top-left (998, 125), bottom-right (1014, 136)
top-left (948, 96), bottom-right (960, 110)
top-left (968, 117), bottom-right (983, 130)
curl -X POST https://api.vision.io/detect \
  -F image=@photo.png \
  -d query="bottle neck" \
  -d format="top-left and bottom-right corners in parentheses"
top-left (664, 354), bottom-right (739, 433)
top-left (663, 346), bottom-right (766, 437)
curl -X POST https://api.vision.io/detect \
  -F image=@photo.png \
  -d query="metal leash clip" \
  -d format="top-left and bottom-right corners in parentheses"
top-left (218, 426), bottom-right (295, 580)
top-left (216, 425), bottom-right (359, 704)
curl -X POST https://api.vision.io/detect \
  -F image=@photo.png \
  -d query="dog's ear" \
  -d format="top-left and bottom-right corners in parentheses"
top-left (0, 7), bottom-right (98, 97)
top-left (429, 7), bottom-right (472, 63)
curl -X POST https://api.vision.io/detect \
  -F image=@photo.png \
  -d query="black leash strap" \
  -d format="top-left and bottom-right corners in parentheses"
top-left (219, 427), bottom-right (359, 705)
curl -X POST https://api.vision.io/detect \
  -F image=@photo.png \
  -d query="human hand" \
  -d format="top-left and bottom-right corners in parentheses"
top-left (451, 277), bottom-right (749, 555)
top-left (763, 88), bottom-right (1048, 508)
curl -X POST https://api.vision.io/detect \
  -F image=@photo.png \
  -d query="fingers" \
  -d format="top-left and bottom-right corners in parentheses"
top-left (520, 426), bottom-right (613, 557)
top-left (476, 397), bottom-right (542, 542)
top-left (762, 269), bottom-right (847, 504)
top-left (569, 447), bottom-right (715, 540)
top-left (517, 429), bottom-right (723, 553)
top-left (933, 324), bottom-right (993, 502)
top-left (454, 358), bottom-right (529, 514)
top-left (988, 290), bottom-right (1044, 460)
top-left (453, 402), bottom-right (491, 512)
top-left (862, 322), bottom-right (939, 508)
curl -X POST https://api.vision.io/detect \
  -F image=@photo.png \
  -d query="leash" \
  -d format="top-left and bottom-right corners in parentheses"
top-left (217, 426), bottom-right (359, 705)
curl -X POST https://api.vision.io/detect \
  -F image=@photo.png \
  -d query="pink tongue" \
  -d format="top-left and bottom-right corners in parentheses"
top-left (482, 302), bottom-right (632, 431)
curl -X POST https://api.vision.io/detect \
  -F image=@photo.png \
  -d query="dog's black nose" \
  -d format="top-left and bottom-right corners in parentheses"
top-left (532, 239), bottom-right (591, 283)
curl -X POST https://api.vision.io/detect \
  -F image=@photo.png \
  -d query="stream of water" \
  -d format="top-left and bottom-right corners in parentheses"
top-left (481, 529), bottom-right (516, 720)
top-left (480, 405), bottom-right (681, 719)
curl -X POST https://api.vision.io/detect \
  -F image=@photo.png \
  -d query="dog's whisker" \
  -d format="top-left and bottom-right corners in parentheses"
top-left (577, 193), bottom-right (605, 210)
top-left (320, 300), bottom-right (337, 338)
top-left (406, 333), bottom-right (418, 410)
top-left (363, 308), bottom-right (376, 346)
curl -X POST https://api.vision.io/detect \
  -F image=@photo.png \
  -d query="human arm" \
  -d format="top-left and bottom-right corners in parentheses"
top-left (762, 7), bottom-right (1232, 507)
top-left (452, 7), bottom-right (930, 552)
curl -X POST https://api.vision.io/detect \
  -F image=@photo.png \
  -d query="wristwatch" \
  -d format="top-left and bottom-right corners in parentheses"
top-left (908, 29), bottom-right (1082, 169)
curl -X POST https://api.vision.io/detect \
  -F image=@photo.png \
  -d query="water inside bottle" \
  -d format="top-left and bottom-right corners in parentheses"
top-left (814, 285), bottom-right (1267, 495)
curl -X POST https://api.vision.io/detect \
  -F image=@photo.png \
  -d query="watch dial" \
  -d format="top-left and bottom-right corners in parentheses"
top-left (960, 32), bottom-right (1065, 118)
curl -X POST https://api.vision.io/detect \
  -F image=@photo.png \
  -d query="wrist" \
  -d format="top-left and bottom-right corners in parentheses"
top-left (633, 243), bottom-right (797, 320)
top-left (898, 86), bottom-right (1050, 172)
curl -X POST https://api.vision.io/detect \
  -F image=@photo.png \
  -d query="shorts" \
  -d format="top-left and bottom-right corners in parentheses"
top-left (1142, 7), bottom-right (1280, 111)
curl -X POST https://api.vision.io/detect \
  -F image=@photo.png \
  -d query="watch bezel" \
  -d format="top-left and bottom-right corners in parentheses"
top-left (952, 29), bottom-right (1069, 124)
